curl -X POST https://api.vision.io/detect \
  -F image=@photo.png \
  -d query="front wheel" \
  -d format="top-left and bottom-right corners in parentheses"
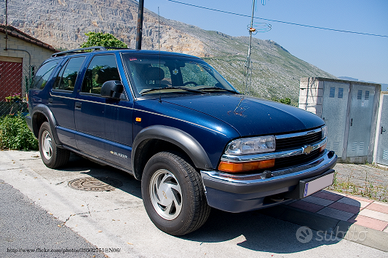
top-left (141, 152), bottom-right (211, 236)
top-left (38, 122), bottom-right (70, 169)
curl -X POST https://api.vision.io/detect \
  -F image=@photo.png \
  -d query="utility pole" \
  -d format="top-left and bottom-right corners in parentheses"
top-left (244, 0), bottom-right (256, 95)
top-left (244, 0), bottom-right (270, 95)
top-left (136, 0), bottom-right (145, 50)
top-left (5, 0), bottom-right (9, 50)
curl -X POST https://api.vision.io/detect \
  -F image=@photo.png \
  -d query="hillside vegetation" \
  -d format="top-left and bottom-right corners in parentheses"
top-left (0, 0), bottom-right (336, 103)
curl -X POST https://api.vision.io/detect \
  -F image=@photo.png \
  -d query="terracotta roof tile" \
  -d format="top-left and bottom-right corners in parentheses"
top-left (0, 24), bottom-right (56, 52)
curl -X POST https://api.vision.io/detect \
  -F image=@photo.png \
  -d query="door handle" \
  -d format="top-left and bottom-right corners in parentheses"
top-left (75, 102), bottom-right (82, 110)
top-left (350, 118), bottom-right (353, 126)
top-left (382, 126), bottom-right (387, 134)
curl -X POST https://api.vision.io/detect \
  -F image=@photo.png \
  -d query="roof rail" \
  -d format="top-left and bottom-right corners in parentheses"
top-left (51, 46), bottom-right (130, 57)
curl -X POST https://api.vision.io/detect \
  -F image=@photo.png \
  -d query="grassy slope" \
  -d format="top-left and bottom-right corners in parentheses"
top-left (164, 22), bottom-right (336, 104)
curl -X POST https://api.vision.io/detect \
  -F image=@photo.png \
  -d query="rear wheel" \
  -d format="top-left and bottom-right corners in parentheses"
top-left (141, 152), bottom-right (211, 236)
top-left (38, 122), bottom-right (70, 168)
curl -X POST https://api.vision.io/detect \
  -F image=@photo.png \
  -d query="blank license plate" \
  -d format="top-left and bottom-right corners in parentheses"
top-left (302, 172), bottom-right (334, 197)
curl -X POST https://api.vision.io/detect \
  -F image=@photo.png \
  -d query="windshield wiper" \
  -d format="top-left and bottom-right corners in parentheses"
top-left (141, 86), bottom-right (204, 95)
top-left (196, 86), bottom-right (239, 94)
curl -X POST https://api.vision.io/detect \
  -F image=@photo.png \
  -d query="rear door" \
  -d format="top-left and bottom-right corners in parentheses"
top-left (49, 56), bottom-right (86, 147)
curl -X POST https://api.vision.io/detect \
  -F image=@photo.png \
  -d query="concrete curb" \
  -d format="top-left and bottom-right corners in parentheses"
top-left (260, 205), bottom-right (388, 252)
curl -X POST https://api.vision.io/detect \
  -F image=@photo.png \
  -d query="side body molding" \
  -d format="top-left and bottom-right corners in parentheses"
top-left (132, 125), bottom-right (213, 179)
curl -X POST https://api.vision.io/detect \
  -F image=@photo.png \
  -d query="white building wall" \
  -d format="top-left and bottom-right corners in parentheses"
top-left (0, 31), bottom-right (55, 96)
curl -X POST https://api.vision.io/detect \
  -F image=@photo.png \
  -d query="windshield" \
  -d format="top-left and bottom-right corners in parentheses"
top-left (121, 53), bottom-right (239, 96)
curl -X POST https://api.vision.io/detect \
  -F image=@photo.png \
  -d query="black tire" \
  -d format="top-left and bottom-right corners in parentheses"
top-left (38, 122), bottom-right (70, 169)
top-left (141, 151), bottom-right (211, 236)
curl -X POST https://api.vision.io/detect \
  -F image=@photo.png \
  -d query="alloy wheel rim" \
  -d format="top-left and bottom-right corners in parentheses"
top-left (149, 169), bottom-right (182, 220)
top-left (41, 131), bottom-right (53, 160)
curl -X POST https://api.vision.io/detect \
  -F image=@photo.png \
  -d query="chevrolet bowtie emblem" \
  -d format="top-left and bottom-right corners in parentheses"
top-left (302, 145), bottom-right (314, 155)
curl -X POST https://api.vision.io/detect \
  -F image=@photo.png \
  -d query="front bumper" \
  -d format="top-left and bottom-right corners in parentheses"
top-left (200, 150), bottom-right (337, 213)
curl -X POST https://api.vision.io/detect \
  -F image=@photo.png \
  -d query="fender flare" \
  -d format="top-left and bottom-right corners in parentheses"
top-left (31, 104), bottom-right (61, 145)
top-left (132, 125), bottom-right (213, 178)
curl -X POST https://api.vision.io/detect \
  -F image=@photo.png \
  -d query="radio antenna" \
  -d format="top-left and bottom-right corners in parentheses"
top-left (243, 0), bottom-right (256, 95)
top-left (158, 7), bottom-right (162, 103)
top-left (158, 7), bottom-right (161, 51)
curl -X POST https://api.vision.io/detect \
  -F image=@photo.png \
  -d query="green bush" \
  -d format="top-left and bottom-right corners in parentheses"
top-left (0, 113), bottom-right (38, 150)
top-left (81, 32), bottom-right (127, 48)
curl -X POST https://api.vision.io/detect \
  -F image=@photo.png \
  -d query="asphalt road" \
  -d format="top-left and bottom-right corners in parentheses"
top-left (0, 179), bottom-right (106, 258)
top-left (0, 150), bottom-right (387, 258)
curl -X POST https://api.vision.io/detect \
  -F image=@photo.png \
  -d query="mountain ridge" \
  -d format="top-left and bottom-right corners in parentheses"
top-left (0, 0), bottom-right (336, 103)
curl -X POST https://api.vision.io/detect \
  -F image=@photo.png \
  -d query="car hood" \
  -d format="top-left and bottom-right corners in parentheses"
top-left (163, 94), bottom-right (324, 137)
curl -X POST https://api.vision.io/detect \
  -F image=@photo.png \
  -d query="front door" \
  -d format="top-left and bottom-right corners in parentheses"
top-left (74, 54), bottom-right (133, 170)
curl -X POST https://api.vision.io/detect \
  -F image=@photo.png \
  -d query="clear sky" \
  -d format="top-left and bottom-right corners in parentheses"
top-left (142, 0), bottom-right (388, 84)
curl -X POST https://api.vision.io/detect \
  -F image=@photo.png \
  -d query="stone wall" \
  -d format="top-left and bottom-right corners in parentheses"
top-left (0, 0), bottom-right (207, 57)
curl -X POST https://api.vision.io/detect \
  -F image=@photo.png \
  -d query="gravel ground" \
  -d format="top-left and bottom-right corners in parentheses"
top-left (329, 163), bottom-right (388, 202)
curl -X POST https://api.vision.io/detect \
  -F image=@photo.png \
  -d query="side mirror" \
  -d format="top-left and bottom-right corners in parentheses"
top-left (101, 80), bottom-right (123, 100)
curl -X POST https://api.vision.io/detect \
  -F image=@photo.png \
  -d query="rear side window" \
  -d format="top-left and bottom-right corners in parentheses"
top-left (53, 57), bottom-right (85, 92)
top-left (31, 60), bottom-right (59, 89)
top-left (81, 55), bottom-right (120, 95)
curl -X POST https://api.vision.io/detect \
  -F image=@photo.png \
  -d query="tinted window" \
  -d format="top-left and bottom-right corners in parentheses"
top-left (53, 57), bottom-right (85, 91)
top-left (31, 60), bottom-right (59, 89)
top-left (81, 55), bottom-right (120, 94)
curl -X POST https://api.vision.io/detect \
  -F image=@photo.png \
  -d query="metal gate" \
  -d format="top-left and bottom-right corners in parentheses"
top-left (321, 81), bottom-right (350, 158)
top-left (376, 94), bottom-right (388, 166)
top-left (346, 84), bottom-right (376, 158)
top-left (320, 81), bottom-right (378, 163)
top-left (0, 60), bottom-right (23, 101)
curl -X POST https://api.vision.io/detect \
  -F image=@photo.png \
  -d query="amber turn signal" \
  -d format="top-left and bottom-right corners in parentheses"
top-left (218, 159), bottom-right (275, 173)
top-left (320, 143), bottom-right (327, 153)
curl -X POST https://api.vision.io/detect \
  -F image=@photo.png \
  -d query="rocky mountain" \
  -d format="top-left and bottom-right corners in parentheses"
top-left (1, 0), bottom-right (336, 103)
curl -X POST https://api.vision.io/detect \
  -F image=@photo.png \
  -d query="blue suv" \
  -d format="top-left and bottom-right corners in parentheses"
top-left (26, 47), bottom-right (337, 235)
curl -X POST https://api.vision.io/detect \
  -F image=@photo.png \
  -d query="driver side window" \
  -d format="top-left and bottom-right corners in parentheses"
top-left (81, 55), bottom-right (120, 94)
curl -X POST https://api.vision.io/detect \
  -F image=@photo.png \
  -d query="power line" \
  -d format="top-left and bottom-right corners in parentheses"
top-left (167, 0), bottom-right (388, 38)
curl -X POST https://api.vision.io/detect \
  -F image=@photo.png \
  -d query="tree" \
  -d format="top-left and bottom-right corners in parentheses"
top-left (81, 32), bottom-right (128, 48)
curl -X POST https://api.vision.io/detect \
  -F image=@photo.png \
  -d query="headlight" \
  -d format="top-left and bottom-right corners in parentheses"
top-left (321, 125), bottom-right (328, 139)
top-left (225, 135), bottom-right (276, 155)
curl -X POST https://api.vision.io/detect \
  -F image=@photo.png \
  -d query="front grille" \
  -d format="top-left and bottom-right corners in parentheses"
top-left (274, 149), bottom-right (321, 169)
top-left (276, 130), bottom-right (322, 151)
top-left (272, 128), bottom-right (324, 170)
